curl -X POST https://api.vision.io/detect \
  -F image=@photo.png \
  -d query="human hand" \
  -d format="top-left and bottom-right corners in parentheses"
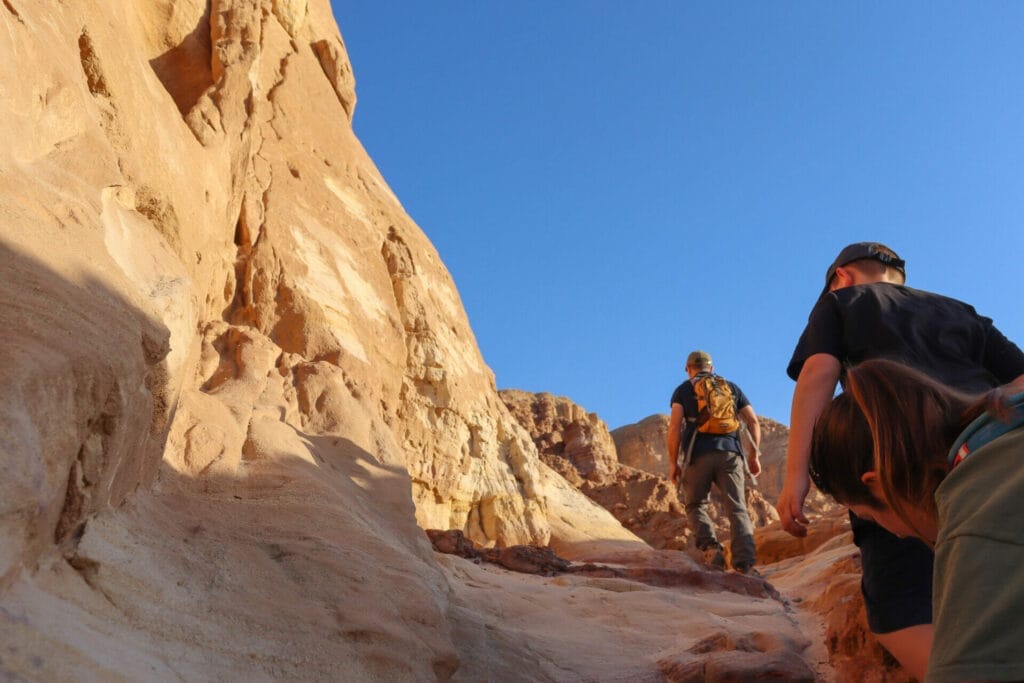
top-left (776, 475), bottom-right (810, 537)
top-left (669, 465), bottom-right (680, 487)
top-left (747, 453), bottom-right (761, 477)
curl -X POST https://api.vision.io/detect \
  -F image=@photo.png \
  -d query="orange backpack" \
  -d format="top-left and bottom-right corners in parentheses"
top-left (691, 373), bottom-right (740, 434)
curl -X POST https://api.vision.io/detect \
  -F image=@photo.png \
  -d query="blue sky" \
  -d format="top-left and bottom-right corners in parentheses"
top-left (333, 2), bottom-right (1024, 429)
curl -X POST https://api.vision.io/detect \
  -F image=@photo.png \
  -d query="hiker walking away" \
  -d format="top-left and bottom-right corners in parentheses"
top-left (779, 241), bottom-right (1024, 679)
top-left (809, 359), bottom-right (1024, 683)
top-left (667, 350), bottom-right (762, 574)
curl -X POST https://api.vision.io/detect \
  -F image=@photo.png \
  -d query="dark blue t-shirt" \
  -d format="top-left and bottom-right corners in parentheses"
top-left (670, 375), bottom-right (750, 458)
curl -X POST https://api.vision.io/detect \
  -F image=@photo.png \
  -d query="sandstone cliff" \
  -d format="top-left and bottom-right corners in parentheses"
top-left (0, 2), bottom-right (893, 680)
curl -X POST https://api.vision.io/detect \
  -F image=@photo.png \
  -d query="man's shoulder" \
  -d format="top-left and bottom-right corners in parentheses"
top-left (896, 285), bottom-right (974, 310)
top-left (835, 283), bottom-right (964, 306)
top-left (670, 380), bottom-right (693, 404)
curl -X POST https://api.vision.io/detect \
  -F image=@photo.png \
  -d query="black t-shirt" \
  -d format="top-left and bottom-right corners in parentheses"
top-left (670, 375), bottom-right (750, 457)
top-left (788, 283), bottom-right (1024, 391)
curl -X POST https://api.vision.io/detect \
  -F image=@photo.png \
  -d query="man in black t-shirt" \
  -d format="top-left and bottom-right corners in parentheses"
top-left (668, 350), bottom-right (762, 573)
top-left (780, 241), bottom-right (1024, 679)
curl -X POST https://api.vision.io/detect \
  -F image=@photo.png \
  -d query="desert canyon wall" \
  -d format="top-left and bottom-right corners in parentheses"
top-left (1, 2), bottom-right (908, 681)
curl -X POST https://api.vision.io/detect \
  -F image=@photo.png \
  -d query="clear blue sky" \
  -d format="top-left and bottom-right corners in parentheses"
top-left (332, 2), bottom-right (1024, 429)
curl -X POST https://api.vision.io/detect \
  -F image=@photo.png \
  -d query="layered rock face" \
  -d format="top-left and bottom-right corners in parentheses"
top-left (2, 0), bottom-right (636, 559)
top-left (612, 413), bottom-right (671, 475)
top-left (0, 1), bottom-right (640, 678)
top-left (761, 508), bottom-right (914, 683)
top-left (499, 389), bottom-right (618, 485)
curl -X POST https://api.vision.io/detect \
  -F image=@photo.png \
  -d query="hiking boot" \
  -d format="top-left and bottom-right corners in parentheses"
top-left (701, 544), bottom-right (726, 569)
top-left (734, 563), bottom-right (761, 577)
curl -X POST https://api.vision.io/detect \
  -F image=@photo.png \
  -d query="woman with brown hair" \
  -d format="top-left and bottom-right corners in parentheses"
top-left (809, 358), bottom-right (1024, 683)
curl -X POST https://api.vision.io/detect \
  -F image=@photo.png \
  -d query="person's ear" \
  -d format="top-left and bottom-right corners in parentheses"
top-left (830, 266), bottom-right (857, 291)
top-left (860, 470), bottom-right (887, 498)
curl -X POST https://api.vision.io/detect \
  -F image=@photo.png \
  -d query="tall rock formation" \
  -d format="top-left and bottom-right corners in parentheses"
top-left (0, 1), bottom-right (642, 678)
top-left (2, 0), bottom-right (637, 561)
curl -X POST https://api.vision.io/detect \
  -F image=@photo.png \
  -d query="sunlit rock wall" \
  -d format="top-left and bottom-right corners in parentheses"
top-left (0, 1), bottom-right (637, 678)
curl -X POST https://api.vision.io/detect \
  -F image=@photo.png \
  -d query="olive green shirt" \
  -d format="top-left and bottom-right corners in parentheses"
top-left (928, 427), bottom-right (1024, 682)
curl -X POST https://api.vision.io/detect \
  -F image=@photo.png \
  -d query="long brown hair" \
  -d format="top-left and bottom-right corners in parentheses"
top-left (810, 359), bottom-right (1003, 532)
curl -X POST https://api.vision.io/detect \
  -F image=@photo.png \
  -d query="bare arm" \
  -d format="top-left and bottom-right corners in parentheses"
top-left (777, 353), bottom-right (841, 537)
top-left (738, 404), bottom-right (761, 476)
top-left (667, 403), bottom-right (684, 485)
top-left (1006, 373), bottom-right (1024, 394)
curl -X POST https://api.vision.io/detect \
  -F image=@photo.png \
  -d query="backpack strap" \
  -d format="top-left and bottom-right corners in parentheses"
top-left (948, 392), bottom-right (1024, 468)
top-left (682, 422), bottom-right (699, 470)
top-left (683, 375), bottom-right (705, 423)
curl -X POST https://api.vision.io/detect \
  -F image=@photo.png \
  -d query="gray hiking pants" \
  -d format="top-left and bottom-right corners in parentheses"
top-left (681, 449), bottom-right (756, 568)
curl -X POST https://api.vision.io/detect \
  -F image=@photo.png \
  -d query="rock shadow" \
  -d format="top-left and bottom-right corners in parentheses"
top-left (0, 236), bottom-right (172, 588)
top-left (148, 5), bottom-right (214, 118)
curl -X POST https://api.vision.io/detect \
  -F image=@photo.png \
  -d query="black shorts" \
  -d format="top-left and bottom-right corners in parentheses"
top-left (850, 511), bottom-right (934, 633)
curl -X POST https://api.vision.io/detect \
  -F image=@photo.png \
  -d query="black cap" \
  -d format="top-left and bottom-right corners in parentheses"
top-left (822, 242), bottom-right (905, 295)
